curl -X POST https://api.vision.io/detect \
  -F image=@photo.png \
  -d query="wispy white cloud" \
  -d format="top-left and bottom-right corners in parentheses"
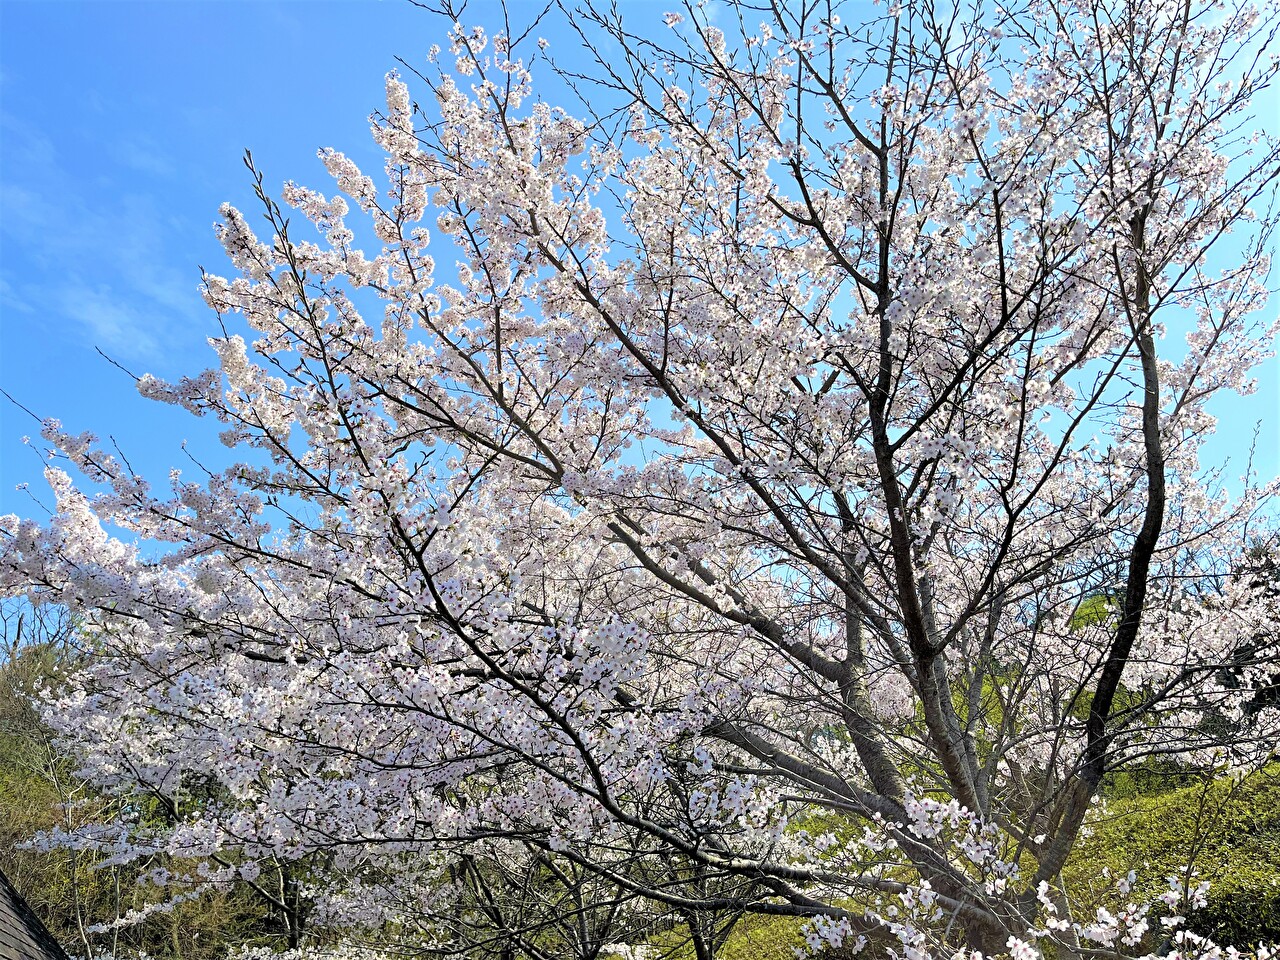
top-left (0, 111), bottom-right (202, 366)
top-left (55, 285), bottom-right (164, 362)
top-left (109, 137), bottom-right (177, 179)
top-left (0, 275), bottom-right (33, 314)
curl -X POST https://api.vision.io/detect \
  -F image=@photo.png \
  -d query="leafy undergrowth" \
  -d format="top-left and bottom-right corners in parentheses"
top-left (1067, 765), bottom-right (1280, 946)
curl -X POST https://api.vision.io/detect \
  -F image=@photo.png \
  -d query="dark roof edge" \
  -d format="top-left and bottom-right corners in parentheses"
top-left (0, 863), bottom-right (71, 960)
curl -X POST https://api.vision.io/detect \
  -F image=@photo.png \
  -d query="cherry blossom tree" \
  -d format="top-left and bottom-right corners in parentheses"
top-left (3, 0), bottom-right (1280, 955)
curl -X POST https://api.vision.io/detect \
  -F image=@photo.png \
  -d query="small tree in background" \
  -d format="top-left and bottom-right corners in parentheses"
top-left (0, 600), bottom-right (287, 959)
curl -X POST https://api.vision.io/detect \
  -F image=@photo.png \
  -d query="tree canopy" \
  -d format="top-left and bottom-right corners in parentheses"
top-left (2, 0), bottom-right (1279, 956)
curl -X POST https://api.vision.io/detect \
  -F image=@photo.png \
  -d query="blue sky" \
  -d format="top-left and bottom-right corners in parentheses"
top-left (0, 0), bottom-right (1276, 522)
top-left (0, 0), bottom-right (498, 517)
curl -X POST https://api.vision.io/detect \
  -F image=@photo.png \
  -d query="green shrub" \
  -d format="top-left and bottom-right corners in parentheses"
top-left (1067, 766), bottom-right (1280, 946)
